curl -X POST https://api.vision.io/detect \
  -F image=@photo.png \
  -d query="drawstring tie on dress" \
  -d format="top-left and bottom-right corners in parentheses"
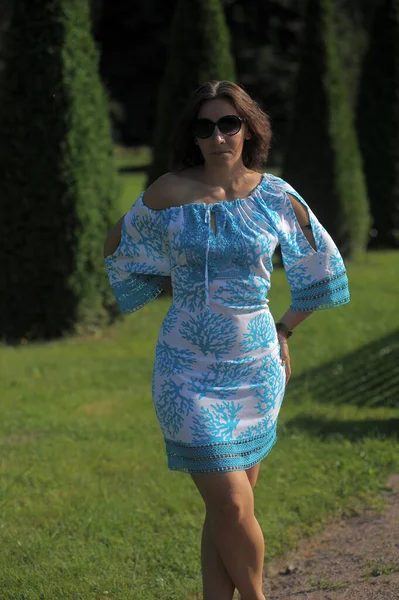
top-left (204, 204), bottom-right (212, 311)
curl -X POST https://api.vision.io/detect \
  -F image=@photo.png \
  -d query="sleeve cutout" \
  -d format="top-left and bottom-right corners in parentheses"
top-left (284, 191), bottom-right (318, 254)
top-left (267, 177), bottom-right (351, 313)
top-left (104, 194), bottom-right (170, 314)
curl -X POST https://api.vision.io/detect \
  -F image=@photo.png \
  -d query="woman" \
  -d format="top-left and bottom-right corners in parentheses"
top-left (104, 80), bottom-right (350, 600)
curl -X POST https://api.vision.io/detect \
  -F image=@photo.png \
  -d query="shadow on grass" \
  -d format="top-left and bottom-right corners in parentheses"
top-left (282, 329), bottom-right (399, 441)
top-left (287, 329), bottom-right (399, 409)
top-left (282, 415), bottom-right (399, 441)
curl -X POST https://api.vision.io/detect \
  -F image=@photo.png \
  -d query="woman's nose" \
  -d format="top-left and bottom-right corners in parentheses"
top-left (212, 126), bottom-right (226, 142)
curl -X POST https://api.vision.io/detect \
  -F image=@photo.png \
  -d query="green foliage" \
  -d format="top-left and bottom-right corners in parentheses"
top-left (0, 248), bottom-right (398, 598)
top-left (333, 0), bottom-right (373, 108)
top-left (147, 0), bottom-right (236, 185)
top-left (0, 0), bottom-right (120, 342)
top-left (95, 0), bottom-right (304, 162)
top-left (282, 0), bottom-right (371, 260)
top-left (355, 0), bottom-right (399, 247)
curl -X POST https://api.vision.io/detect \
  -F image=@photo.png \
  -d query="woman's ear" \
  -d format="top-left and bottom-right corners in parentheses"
top-left (245, 129), bottom-right (252, 141)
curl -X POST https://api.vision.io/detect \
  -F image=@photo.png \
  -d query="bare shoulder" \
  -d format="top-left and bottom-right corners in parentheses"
top-left (286, 192), bottom-right (311, 227)
top-left (142, 172), bottom-right (190, 210)
top-left (286, 192), bottom-right (316, 249)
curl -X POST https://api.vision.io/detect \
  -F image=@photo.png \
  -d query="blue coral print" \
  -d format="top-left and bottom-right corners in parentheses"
top-left (156, 380), bottom-right (194, 436)
top-left (162, 305), bottom-right (179, 336)
top-left (285, 261), bottom-right (317, 291)
top-left (236, 414), bottom-right (274, 440)
top-left (173, 269), bottom-right (204, 311)
top-left (129, 211), bottom-right (166, 262)
top-left (188, 356), bottom-right (257, 401)
top-left (250, 354), bottom-right (285, 416)
top-left (190, 401), bottom-right (243, 443)
top-left (214, 274), bottom-right (270, 308)
top-left (179, 312), bottom-right (239, 359)
top-left (155, 341), bottom-right (196, 376)
top-left (240, 312), bottom-right (276, 353)
top-left (329, 246), bottom-right (346, 273)
top-left (105, 173), bottom-right (350, 474)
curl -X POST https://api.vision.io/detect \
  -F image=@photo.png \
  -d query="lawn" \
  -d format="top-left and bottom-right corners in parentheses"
top-left (0, 165), bottom-right (398, 599)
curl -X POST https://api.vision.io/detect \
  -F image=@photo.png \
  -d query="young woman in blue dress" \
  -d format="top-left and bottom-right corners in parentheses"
top-left (104, 80), bottom-right (349, 600)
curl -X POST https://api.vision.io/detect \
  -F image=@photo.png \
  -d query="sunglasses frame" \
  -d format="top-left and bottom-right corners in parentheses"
top-left (193, 115), bottom-right (245, 139)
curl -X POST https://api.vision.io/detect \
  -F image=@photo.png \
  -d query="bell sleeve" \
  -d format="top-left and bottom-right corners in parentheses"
top-left (272, 177), bottom-right (350, 312)
top-left (104, 193), bottom-right (170, 314)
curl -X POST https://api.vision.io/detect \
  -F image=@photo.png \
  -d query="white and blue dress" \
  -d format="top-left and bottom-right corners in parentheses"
top-left (105, 173), bottom-right (350, 474)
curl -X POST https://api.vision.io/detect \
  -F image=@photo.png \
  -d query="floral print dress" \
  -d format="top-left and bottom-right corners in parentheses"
top-left (105, 173), bottom-right (350, 474)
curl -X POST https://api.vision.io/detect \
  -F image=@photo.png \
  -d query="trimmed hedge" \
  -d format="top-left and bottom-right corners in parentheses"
top-left (355, 0), bottom-right (399, 248)
top-left (0, 0), bottom-right (120, 342)
top-left (282, 0), bottom-right (371, 260)
top-left (147, 0), bottom-right (236, 185)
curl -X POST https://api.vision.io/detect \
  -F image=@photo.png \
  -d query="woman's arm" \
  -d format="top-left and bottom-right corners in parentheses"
top-left (103, 213), bottom-right (173, 294)
top-left (277, 192), bottom-right (316, 330)
top-left (275, 310), bottom-right (313, 385)
top-left (103, 216), bottom-right (124, 258)
top-left (276, 309), bottom-right (313, 332)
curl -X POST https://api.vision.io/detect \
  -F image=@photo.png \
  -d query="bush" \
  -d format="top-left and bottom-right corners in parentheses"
top-left (0, 0), bottom-right (120, 341)
top-left (282, 0), bottom-right (371, 260)
top-left (355, 0), bottom-right (399, 248)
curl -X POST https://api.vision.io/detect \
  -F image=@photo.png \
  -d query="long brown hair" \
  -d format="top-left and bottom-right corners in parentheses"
top-left (169, 80), bottom-right (272, 171)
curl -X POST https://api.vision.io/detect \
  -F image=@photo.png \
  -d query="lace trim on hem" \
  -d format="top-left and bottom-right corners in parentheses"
top-left (165, 424), bottom-right (277, 460)
top-left (167, 443), bottom-right (266, 462)
top-left (168, 434), bottom-right (278, 475)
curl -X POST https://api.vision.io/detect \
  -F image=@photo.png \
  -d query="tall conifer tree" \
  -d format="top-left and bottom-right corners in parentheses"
top-left (355, 0), bottom-right (399, 247)
top-left (282, 0), bottom-right (370, 259)
top-left (0, 0), bottom-right (119, 341)
top-left (147, 0), bottom-right (236, 185)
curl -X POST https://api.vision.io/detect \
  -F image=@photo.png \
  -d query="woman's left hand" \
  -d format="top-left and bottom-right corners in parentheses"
top-left (278, 334), bottom-right (291, 384)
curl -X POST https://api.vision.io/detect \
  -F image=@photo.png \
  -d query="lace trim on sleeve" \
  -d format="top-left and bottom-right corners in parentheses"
top-left (290, 270), bottom-right (350, 312)
top-left (105, 260), bottom-right (167, 314)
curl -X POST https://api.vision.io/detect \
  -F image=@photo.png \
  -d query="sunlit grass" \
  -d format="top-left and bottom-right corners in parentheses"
top-left (0, 166), bottom-right (398, 599)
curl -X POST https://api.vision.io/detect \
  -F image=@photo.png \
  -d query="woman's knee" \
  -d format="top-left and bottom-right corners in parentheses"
top-left (210, 493), bottom-right (253, 524)
top-left (190, 470), bottom-right (254, 521)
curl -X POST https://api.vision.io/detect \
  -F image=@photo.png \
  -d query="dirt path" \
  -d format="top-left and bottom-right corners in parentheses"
top-left (262, 474), bottom-right (399, 600)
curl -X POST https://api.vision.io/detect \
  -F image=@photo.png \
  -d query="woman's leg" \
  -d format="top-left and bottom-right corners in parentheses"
top-left (199, 463), bottom-right (262, 600)
top-left (201, 511), bottom-right (236, 600)
top-left (191, 466), bottom-right (265, 600)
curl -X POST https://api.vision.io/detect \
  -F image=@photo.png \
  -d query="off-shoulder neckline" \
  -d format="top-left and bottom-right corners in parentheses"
top-left (139, 172), bottom-right (269, 213)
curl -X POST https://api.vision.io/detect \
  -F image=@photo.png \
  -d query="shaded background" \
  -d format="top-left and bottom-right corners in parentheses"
top-left (89, 0), bottom-right (371, 164)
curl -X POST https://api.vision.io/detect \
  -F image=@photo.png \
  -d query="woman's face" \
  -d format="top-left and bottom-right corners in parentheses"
top-left (195, 98), bottom-right (251, 166)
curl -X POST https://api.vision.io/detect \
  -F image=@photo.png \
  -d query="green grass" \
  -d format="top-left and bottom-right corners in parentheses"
top-left (307, 577), bottom-right (347, 591)
top-left (367, 562), bottom-right (399, 577)
top-left (1, 167), bottom-right (398, 598)
top-left (114, 145), bottom-right (152, 171)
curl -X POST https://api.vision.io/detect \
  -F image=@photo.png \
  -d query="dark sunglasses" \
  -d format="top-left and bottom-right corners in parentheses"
top-left (193, 115), bottom-right (245, 139)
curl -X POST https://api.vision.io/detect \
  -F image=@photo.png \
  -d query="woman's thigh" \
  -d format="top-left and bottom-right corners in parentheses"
top-left (246, 462), bottom-right (261, 489)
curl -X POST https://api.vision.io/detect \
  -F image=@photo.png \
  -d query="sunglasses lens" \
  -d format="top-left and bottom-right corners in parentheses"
top-left (193, 115), bottom-right (243, 139)
top-left (193, 119), bottom-right (214, 139)
top-left (218, 116), bottom-right (242, 135)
